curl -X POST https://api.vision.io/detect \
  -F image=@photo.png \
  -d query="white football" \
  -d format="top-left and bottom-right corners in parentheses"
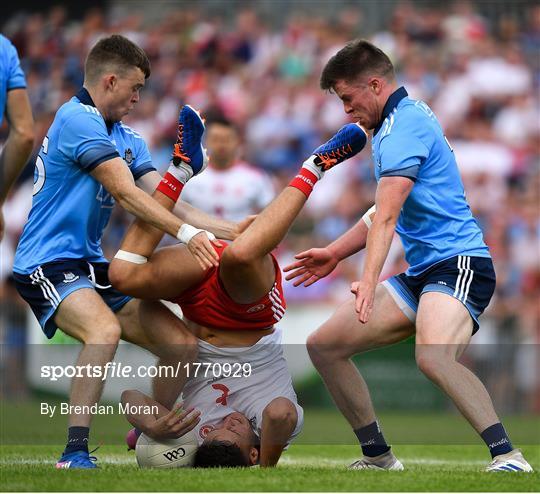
top-left (135, 430), bottom-right (199, 468)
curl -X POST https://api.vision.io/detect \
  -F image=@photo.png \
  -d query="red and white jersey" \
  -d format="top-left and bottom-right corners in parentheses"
top-left (169, 241), bottom-right (286, 331)
top-left (181, 327), bottom-right (303, 446)
top-left (181, 162), bottom-right (275, 222)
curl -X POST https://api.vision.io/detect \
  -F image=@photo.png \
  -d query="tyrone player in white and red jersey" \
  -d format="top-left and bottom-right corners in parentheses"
top-left (181, 115), bottom-right (275, 222)
top-left (121, 324), bottom-right (302, 468)
top-left (109, 105), bottom-right (367, 467)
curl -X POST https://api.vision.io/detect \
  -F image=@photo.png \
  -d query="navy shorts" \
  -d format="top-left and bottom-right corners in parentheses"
top-left (13, 260), bottom-right (131, 339)
top-left (383, 255), bottom-right (496, 334)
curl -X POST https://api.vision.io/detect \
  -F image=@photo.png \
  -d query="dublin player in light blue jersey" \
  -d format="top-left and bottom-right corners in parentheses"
top-left (12, 35), bottom-right (236, 469)
top-left (285, 39), bottom-right (532, 472)
top-left (0, 34), bottom-right (34, 239)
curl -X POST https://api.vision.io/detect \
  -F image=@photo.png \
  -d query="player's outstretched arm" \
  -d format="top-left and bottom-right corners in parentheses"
top-left (354, 178), bottom-right (412, 323)
top-left (0, 88), bottom-right (34, 239)
top-left (92, 159), bottom-right (218, 270)
top-left (284, 206), bottom-right (375, 286)
top-left (121, 390), bottom-right (201, 441)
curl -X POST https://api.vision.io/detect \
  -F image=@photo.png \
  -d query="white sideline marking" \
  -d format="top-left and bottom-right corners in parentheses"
top-left (1, 456), bottom-right (486, 467)
top-left (279, 457), bottom-right (486, 467)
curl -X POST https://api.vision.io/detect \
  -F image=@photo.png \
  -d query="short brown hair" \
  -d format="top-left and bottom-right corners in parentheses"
top-left (320, 39), bottom-right (394, 91)
top-left (85, 34), bottom-right (151, 84)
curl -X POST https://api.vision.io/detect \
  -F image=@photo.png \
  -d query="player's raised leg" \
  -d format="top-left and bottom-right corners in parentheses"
top-left (108, 106), bottom-right (211, 418)
top-left (220, 123), bottom-right (368, 303)
top-left (415, 292), bottom-right (533, 472)
top-left (110, 244), bottom-right (207, 301)
top-left (109, 104), bottom-right (212, 296)
top-left (307, 284), bottom-right (414, 470)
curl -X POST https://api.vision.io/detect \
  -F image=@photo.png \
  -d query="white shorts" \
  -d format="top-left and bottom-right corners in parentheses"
top-left (182, 326), bottom-right (303, 445)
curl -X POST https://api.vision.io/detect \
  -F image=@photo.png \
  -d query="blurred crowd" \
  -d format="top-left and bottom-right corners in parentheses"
top-left (0, 1), bottom-right (538, 410)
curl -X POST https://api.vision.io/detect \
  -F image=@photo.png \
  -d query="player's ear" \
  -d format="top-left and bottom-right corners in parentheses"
top-left (248, 446), bottom-right (259, 465)
top-left (369, 77), bottom-right (380, 94)
top-left (103, 73), bottom-right (117, 91)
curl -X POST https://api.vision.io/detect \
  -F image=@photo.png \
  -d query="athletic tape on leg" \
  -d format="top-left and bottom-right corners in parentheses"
top-left (114, 250), bottom-right (148, 264)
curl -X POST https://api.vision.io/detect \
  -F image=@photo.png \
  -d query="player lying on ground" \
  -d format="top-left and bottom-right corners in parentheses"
top-left (285, 39), bottom-right (533, 473)
top-left (109, 105), bottom-right (302, 467)
top-left (12, 35), bottom-right (240, 469)
top-left (124, 399), bottom-right (262, 468)
top-left (121, 320), bottom-right (301, 468)
top-left (109, 105), bottom-right (368, 467)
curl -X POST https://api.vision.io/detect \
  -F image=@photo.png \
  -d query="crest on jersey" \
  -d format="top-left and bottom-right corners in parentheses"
top-left (199, 424), bottom-right (215, 440)
top-left (62, 272), bottom-right (79, 283)
top-left (124, 148), bottom-right (134, 165)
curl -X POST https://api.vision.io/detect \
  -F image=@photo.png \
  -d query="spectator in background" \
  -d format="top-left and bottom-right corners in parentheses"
top-left (182, 115), bottom-right (275, 222)
top-left (0, 0), bottom-right (538, 414)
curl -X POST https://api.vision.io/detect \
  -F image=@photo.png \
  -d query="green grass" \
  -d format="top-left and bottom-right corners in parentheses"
top-left (1, 444), bottom-right (539, 492)
top-left (1, 401), bottom-right (539, 491)
top-left (2, 399), bottom-right (539, 446)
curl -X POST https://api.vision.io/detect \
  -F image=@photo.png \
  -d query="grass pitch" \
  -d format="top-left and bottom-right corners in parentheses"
top-left (1, 444), bottom-right (539, 492)
top-left (1, 402), bottom-right (539, 491)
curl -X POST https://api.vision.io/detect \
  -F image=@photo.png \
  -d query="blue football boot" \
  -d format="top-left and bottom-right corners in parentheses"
top-left (304, 123), bottom-right (367, 179)
top-left (56, 449), bottom-right (98, 469)
top-left (172, 105), bottom-right (209, 180)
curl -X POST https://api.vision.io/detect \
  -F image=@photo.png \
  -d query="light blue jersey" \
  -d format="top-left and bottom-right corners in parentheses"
top-left (372, 87), bottom-right (490, 276)
top-left (14, 88), bottom-right (155, 274)
top-left (0, 34), bottom-right (27, 126)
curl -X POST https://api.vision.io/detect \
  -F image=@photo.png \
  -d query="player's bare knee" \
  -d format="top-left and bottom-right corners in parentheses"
top-left (307, 331), bottom-right (344, 366)
top-left (178, 334), bottom-right (198, 362)
top-left (84, 322), bottom-right (122, 345)
top-left (415, 350), bottom-right (445, 381)
top-left (159, 332), bottom-right (198, 362)
top-left (100, 324), bottom-right (122, 345)
top-left (306, 332), bottom-right (325, 365)
top-left (221, 242), bottom-right (256, 268)
top-left (263, 398), bottom-right (297, 429)
top-left (108, 260), bottom-right (132, 293)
